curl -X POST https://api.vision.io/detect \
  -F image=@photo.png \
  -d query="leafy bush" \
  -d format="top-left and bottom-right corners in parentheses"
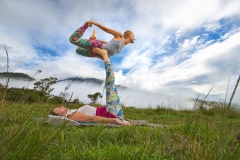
top-left (34, 77), bottom-right (57, 96)
top-left (4, 88), bottom-right (48, 103)
top-left (87, 92), bottom-right (103, 104)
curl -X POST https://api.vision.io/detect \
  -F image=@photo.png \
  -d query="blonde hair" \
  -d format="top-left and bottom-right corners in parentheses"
top-left (123, 30), bottom-right (133, 39)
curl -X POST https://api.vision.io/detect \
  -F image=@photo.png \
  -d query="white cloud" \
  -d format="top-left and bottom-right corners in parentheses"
top-left (204, 22), bottom-right (222, 32)
top-left (0, 78), bottom-right (195, 109)
top-left (115, 29), bottom-right (240, 105)
top-left (180, 36), bottom-right (199, 51)
top-left (0, 0), bottom-right (240, 108)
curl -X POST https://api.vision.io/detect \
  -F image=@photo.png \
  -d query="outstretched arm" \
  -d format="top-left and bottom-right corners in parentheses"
top-left (88, 20), bottom-right (123, 39)
top-left (68, 111), bottom-right (130, 125)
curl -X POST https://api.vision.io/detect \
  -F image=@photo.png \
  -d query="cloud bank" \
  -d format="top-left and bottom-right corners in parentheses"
top-left (0, 0), bottom-right (239, 108)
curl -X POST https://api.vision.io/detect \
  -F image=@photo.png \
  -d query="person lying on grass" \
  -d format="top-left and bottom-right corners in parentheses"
top-left (49, 105), bottom-right (130, 126)
top-left (49, 48), bottom-right (130, 126)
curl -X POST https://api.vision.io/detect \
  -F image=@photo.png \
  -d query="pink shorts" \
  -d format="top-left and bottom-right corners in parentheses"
top-left (96, 106), bottom-right (117, 118)
top-left (88, 38), bottom-right (103, 57)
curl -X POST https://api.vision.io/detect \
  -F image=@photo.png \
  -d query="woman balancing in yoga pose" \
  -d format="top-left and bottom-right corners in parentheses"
top-left (49, 51), bottom-right (130, 125)
top-left (69, 20), bottom-right (135, 59)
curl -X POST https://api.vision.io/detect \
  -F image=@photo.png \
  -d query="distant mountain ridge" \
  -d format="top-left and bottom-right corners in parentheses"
top-left (0, 72), bottom-right (35, 81)
top-left (0, 72), bottom-right (127, 90)
top-left (57, 77), bottom-right (128, 90)
top-left (57, 77), bottom-right (104, 85)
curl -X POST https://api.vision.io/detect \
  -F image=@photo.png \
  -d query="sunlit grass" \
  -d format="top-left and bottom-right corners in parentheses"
top-left (0, 102), bottom-right (240, 159)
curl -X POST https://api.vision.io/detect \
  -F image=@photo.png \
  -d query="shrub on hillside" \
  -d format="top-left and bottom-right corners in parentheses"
top-left (4, 88), bottom-right (48, 103)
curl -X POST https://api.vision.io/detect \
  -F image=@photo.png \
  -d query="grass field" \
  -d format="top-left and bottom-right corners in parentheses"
top-left (0, 102), bottom-right (240, 160)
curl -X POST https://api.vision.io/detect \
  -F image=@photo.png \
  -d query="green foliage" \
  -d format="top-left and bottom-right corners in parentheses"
top-left (0, 83), bottom-right (3, 88)
top-left (49, 92), bottom-right (70, 104)
top-left (3, 88), bottom-right (48, 104)
top-left (34, 77), bottom-right (57, 95)
top-left (0, 83), bottom-right (4, 100)
top-left (87, 92), bottom-right (103, 104)
top-left (72, 98), bottom-right (80, 104)
top-left (0, 77), bottom-right (71, 104)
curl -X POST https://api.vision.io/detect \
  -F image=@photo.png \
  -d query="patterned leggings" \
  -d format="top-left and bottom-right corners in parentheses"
top-left (105, 61), bottom-right (124, 120)
top-left (69, 23), bottom-right (103, 57)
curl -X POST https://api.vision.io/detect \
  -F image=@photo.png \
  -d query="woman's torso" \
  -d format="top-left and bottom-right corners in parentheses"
top-left (102, 39), bottom-right (125, 56)
top-left (65, 105), bottom-right (117, 118)
top-left (66, 105), bottom-right (97, 117)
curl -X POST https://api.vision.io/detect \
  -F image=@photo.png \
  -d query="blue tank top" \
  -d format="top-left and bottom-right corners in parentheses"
top-left (102, 39), bottom-right (124, 56)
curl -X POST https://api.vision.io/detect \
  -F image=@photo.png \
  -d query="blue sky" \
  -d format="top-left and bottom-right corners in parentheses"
top-left (0, 0), bottom-right (240, 108)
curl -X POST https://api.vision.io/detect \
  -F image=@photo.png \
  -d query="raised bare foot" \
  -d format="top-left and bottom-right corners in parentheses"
top-left (90, 30), bottom-right (96, 40)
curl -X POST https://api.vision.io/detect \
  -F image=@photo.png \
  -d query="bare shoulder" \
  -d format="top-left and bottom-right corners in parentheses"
top-left (112, 30), bottom-right (123, 39)
top-left (113, 34), bottom-right (124, 41)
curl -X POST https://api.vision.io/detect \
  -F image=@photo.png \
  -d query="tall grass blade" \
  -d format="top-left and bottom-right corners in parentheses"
top-left (227, 75), bottom-right (240, 109)
top-left (0, 45), bottom-right (10, 113)
top-left (224, 76), bottom-right (231, 108)
top-left (199, 87), bottom-right (213, 110)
